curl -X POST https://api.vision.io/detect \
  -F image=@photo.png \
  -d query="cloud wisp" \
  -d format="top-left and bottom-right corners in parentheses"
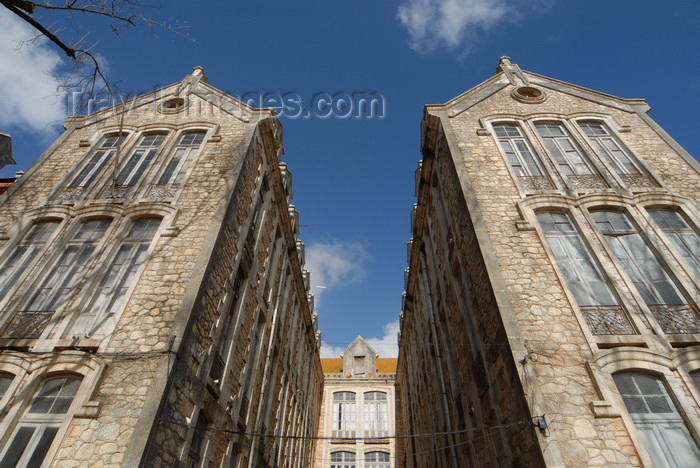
top-left (0, 10), bottom-right (66, 133)
top-left (305, 239), bottom-right (369, 303)
top-left (396, 0), bottom-right (509, 54)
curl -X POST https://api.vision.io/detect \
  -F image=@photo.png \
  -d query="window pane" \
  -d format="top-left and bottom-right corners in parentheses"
top-left (494, 124), bottom-right (546, 178)
top-left (0, 426), bottom-right (36, 467)
top-left (649, 209), bottom-right (700, 279)
top-left (29, 377), bottom-right (80, 414)
top-left (26, 426), bottom-right (59, 467)
top-left (158, 132), bottom-right (205, 185)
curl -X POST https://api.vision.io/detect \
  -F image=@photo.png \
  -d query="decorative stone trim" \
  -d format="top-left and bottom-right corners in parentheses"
top-left (75, 400), bottom-right (102, 418)
top-left (515, 220), bottom-right (535, 231)
top-left (590, 400), bottom-right (620, 418)
top-left (79, 140), bottom-right (91, 147)
top-left (510, 86), bottom-right (547, 104)
top-left (476, 128), bottom-right (490, 136)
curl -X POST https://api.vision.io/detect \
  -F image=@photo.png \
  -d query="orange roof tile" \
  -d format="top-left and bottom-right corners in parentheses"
top-left (376, 358), bottom-right (397, 374)
top-left (320, 357), bottom-right (397, 375)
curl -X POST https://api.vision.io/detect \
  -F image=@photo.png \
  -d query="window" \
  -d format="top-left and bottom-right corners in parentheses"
top-left (72, 218), bottom-right (160, 336)
top-left (648, 209), bottom-right (700, 279)
top-left (330, 451), bottom-right (355, 468)
top-left (0, 376), bottom-right (81, 467)
top-left (69, 135), bottom-right (124, 188)
top-left (579, 122), bottom-right (646, 175)
top-left (614, 372), bottom-right (700, 467)
top-left (535, 122), bottom-right (606, 190)
top-left (593, 211), bottom-right (683, 306)
top-left (24, 220), bottom-right (110, 314)
top-left (493, 124), bottom-right (548, 178)
top-left (691, 370), bottom-right (700, 396)
top-left (365, 451), bottom-right (390, 468)
top-left (537, 212), bottom-right (618, 307)
top-left (0, 373), bottom-right (13, 400)
top-left (0, 221), bottom-right (60, 301)
top-left (158, 132), bottom-right (206, 186)
top-left (332, 392), bottom-right (356, 436)
top-left (187, 412), bottom-right (209, 468)
top-left (115, 133), bottom-right (166, 186)
top-left (364, 392), bottom-right (389, 435)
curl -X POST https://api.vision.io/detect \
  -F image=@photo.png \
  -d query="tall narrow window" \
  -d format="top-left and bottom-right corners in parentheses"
top-left (0, 376), bottom-right (81, 467)
top-left (579, 122), bottom-right (655, 188)
top-left (538, 212), bottom-right (618, 307)
top-left (115, 133), bottom-right (166, 186)
top-left (593, 211), bottom-right (683, 306)
top-left (72, 218), bottom-right (160, 336)
top-left (535, 122), bottom-right (606, 189)
top-left (330, 451), bottom-right (355, 468)
top-left (364, 392), bottom-right (388, 436)
top-left (0, 373), bottom-right (13, 400)
top-left (365, 451), bottom-right (390, 468)
top-left (614, 372), bottom-right (700, 467)
top-left (648, 209), bottom-right (700, 279)
top-left (158, 132), bottom-right (205, 186)
top-left (187, 412), bottom-right (209, 468)
top-left (25, 220), bottom-right (110, 314)
top-left (0, 221), bottom-right (60, 301)
top-left (69, 135), bottom-right (124, 188)
top-left (332, 392), bottom-right (356, 437)
top-left (493, 124), bottom-right (553, 190)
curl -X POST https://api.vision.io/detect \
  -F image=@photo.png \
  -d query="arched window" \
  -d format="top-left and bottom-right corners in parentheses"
top-left (0, 373), bottom-right (13, 400)
top-left (537, 211), bottom-right (618, 307)
top-left (365, 451), bottom-right (390, 468)
top-left (0, 375), bottom-right (82, 467)
top-left (0, 221), bottom-right (60, 301)
top-left (648, 209), bottom-right (700, 280)
top-left (493, 124), bottom-right (551, 190)
top-left (330, 451), bottom-right (355, 468)
top-left (24, 220), bottom-right (110, 315)
top-left (613, 372), bottom-right (700, 467)
top-left (579, 122), bottom-right (645, 175)
top-left (364, 392), bottom-right (388, 436)
top-left (69, 134), bottom-right (125, 188)
top-left (691, 370), bottom-right (700, 395)
top-left (593, 211), bottom-right (684, 306)
top-left (535, 122), bottom-right (606, 189)
top-left (332, 392), bottom-right (356, 437)
top-left (158, 131), bottom-right (206, 186)
top-left (72, 217), bottom-right (161, 336)
top-left (115, 133), bottom-right (166, 187)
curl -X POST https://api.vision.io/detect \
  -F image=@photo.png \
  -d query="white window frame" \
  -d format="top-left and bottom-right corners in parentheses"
top-left (330, 450), bottom-right (356, 468)
top-left (578, 122), bottom-right (646, 175)
top-left (70, 217), bottom-right (161, 337)
top-left (332, 391), bottom-right (356, 436)
top-left (492, 123), bottom-right (548, 178)
top-left (614, 372), bottom-right (700, 468)
top-left (365, 451), bottom-right (390, 468)
top-left (114, 133), bottom-right (167, 187)
top-left (22, 219), bottom-right (111, 316)
top-left (68, 134), bottom-right (126, 188)
top-left (537, 211), bottom-right (618, 307)
top-left (593, 210), bottom-right (685, 306)
top-left (0, 221), bottom-right (61, 307)
top-left (534, 122), bottom-right (599, 176)
top-left (156, 131), bottom-right (207, 186)
top-left (363, 391), bottom-right (389, 435)
top-left (648, 208), bottom-right (700, 280)
top-left (0, 375), bottom-right (82, 468)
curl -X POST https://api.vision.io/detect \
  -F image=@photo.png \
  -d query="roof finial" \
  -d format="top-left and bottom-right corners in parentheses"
top-left (496, 56), bottom-right (529, 86)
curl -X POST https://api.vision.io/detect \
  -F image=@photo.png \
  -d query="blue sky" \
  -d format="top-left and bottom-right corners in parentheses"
top-left (1, 1), bottom-right (699, 357)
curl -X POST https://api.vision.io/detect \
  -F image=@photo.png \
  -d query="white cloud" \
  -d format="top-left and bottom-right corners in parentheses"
top-left (320, 320), bottom-right (400, 359)
top-left (365, 320), bottom-right (400, 358)
top-left (396, 0), bottom-right (509, 54)
top-left (305, 239), bottom-right (368, 304)
top-left (0, 10), bottom-right (67, 132)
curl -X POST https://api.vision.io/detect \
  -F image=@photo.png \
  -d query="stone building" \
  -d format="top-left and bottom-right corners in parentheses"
top-left (315, 337), bottom-right (397, 468)
top-left (0, 67), bottom-right (323, 467)
top-left (397, 57), bottom-right (700, 467)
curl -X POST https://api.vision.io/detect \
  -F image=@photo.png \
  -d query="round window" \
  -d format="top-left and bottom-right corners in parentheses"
top-left (511, 86), bottom-right (546, 103)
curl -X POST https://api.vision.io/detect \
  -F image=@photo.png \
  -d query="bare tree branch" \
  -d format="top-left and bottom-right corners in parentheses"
top-left (1, 0), bottom-right (187, 114)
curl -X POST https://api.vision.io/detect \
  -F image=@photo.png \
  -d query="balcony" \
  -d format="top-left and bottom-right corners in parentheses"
top-left (649, 304), bottom-right (700, 334)
top-left (568, 174), bottom-right (608, 190)
top-left (580, 305), bottom-right (636, 335)
top-left (2, 311), bottom-right (52, 339)
top-left (99, 185), bottom-right (134, 200)
top-left (518, 175), bottom-right (555, 192)
top-left (146, 183), bottom-right (180, 201)
top-left (53, 186), bottom-right (86, 203)
top-left (620, 173), bottom-right (658, 189)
